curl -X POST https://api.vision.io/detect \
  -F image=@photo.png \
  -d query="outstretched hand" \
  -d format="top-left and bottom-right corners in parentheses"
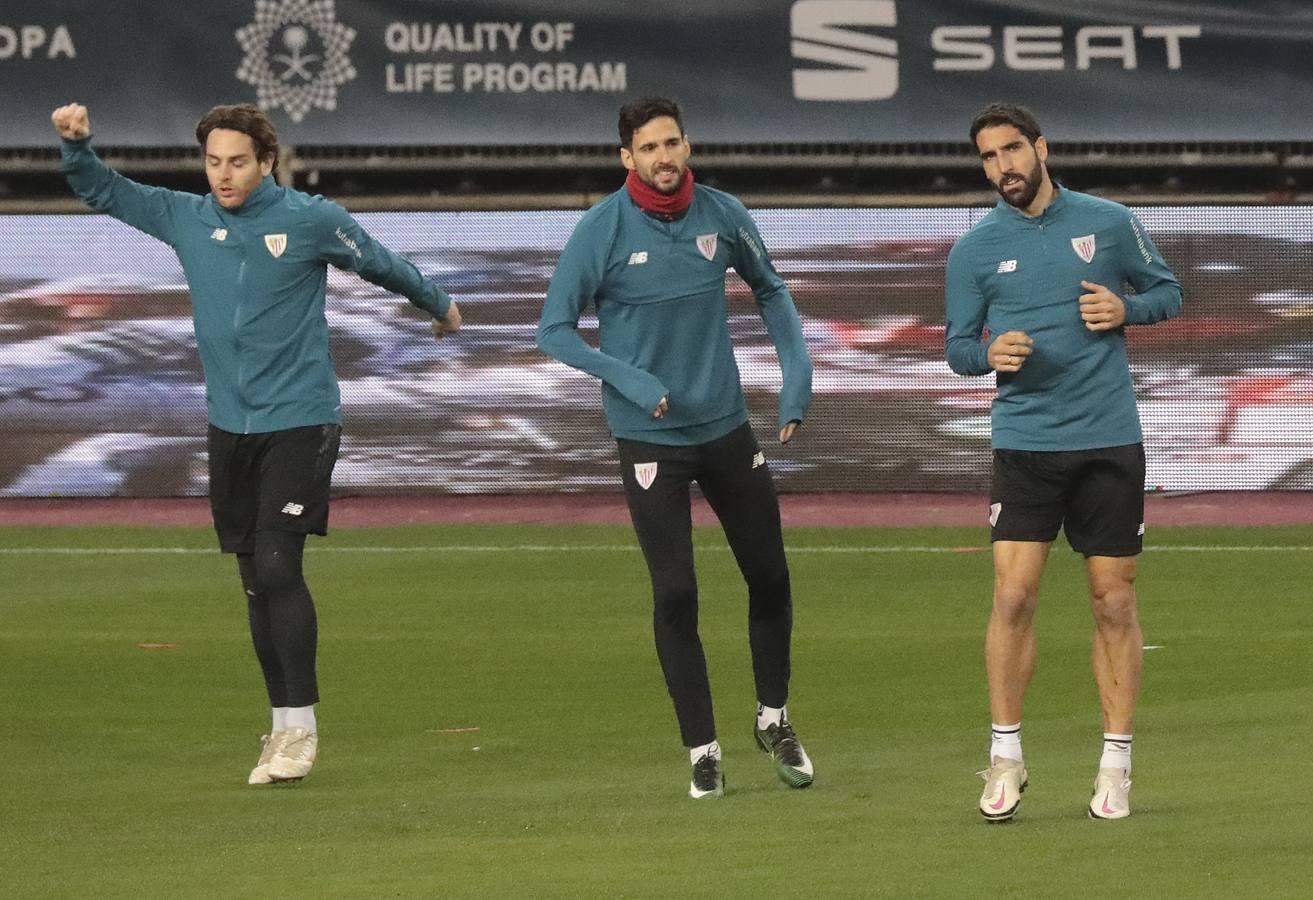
top-left (432, 299), bottom-right (461, 340)
top-left (51, 103), bottom-right (90, 140)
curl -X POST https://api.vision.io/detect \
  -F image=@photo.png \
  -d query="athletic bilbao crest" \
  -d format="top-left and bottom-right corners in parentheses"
top-left (264, 233), bottom-right (288, 257)
top-left (634, 462), bottom-right (658, 490)
top-left (696, 233), bottom-right (718, 261)
top-left (1071, 234), bottom-right (1096, 263)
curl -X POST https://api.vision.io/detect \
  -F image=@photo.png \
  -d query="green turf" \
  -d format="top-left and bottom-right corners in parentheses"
top-left (2, 524), bottom-right (1310, 898)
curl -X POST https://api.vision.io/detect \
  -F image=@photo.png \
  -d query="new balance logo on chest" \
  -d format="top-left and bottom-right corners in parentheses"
top-left (210, 228), bottom-right (228, 242)
top-left (997, 259), bottom-right (1017, 273)
top-left (628, 251), bottom-right (649, 265)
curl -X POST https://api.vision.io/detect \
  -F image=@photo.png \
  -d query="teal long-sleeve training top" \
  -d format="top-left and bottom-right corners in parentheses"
top-left (61, 138), bottom-right (451, 434)
top-left (536, 184), bottom-right (812, 445)
top-left (944, 188), bottom-right (1182, 451)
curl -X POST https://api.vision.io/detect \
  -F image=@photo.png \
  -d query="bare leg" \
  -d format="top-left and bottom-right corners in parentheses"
top-left (986, 541), bottom-right (1050, 729)
top-left (1087, 555), bottom-right (1141, 734)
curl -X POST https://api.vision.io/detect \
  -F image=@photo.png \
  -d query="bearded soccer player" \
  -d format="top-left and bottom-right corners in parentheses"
top-left (537, 97), bottom-right (814, 798)
top-left (52, 102), bottom-right (461, 784)
top-left (945, 103), bottom-right (1181, 821)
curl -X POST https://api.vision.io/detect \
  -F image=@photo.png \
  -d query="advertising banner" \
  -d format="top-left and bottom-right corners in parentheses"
top-left (2, 205), bottom-right (1312, 496)
top-left (1, 1), bottom-right (1309, 146)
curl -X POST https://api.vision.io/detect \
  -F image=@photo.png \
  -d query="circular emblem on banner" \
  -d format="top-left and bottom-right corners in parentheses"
top-left (235, 0), bottom-right (357, 123)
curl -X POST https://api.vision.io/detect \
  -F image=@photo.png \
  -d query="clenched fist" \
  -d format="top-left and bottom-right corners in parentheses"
top-left (51, 103), bottom-right (91, 140)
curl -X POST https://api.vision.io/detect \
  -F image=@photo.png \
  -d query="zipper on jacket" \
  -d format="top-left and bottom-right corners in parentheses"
top-left (235, 257), bottom-right (250, 433)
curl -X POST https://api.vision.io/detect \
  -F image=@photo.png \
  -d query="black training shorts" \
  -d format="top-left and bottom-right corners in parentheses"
top-left (207, 423), bottom-right (342, 554)
top-left (989, 442), bottom-right (1145, 557)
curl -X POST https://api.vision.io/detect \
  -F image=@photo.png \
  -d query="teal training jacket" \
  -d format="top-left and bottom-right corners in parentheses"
top-left (945, 188), bottom-right (1182, 451)
top-left (537, 184), bottom-right (812, 446)
top-left (61, 138), bottom-right (451, 434)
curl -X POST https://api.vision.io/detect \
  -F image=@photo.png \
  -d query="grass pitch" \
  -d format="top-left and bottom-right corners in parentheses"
top-left (2, 524), bottom-right (1310, 898)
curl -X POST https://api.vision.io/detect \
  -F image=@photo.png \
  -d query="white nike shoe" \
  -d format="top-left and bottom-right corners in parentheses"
top-left (978, 757), bottom-right (1028, 822)
top-left (248, 731), bottom-right (288, 785)
top-left (268, 727), bottom-right (318, 782)
top-left (1088, 767), bottom-right (1132, 819)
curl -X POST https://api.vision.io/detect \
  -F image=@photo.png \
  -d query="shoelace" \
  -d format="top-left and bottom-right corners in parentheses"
top-left (279, 731), bottom-right (315, 761)
top-left (692, 754), bottom-right (720, 790)
top-left (257, 734), bottom-right (283, 765)
top-left (767, 722), bottom-right (805, 767)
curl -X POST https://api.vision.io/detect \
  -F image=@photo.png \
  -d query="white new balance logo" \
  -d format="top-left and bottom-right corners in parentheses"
top-left (752, 451), bottom-right (766, 469)
top-left (211, 228), bottom-right (228, 241)
top-left (281, 502), bottom-right (305, 516)
top-left (628, 251), bottom-right (649, 265)
top-left (791, 0), bottom-right (899, 101)
top-left (997, 259), bottom-right (1017, 273)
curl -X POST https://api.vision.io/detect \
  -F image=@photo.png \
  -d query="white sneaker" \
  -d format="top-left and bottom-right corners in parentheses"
top-left (1089, 767), bottom-right (1132, 819)
top-left (248, 731), bottom-right (287, 785)
top-left (268, 727), bottom-right (318, 782)
top-left (978, 757), bottom-right (1028, 822)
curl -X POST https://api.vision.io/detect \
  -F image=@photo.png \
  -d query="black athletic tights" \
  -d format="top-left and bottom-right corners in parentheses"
top-left (236, 530), bottom-right (318, 708)
top-left (618, 424), bottom-right (792, 748)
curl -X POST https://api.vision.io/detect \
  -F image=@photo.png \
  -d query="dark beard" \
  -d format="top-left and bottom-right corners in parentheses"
top-left (644, 167), bottom-right (686, 195)
top-left (997, 160), bottom-right (1043, 209)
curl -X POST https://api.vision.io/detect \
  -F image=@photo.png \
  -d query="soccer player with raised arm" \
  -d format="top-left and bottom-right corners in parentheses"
top-left (51, 102), bottom-right (461, 785)
top-left (537, 97), bottom-right (814, 799)
top-left (945, 103), bottom-right (1181, 821)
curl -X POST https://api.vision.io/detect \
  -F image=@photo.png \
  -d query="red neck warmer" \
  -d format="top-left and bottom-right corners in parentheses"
top-left (625, 168), bottom-right (695, 219)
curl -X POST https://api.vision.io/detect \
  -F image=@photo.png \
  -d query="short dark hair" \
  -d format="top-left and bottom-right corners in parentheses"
top-left (618, 96), bottom-right (684, 148)
top-left (969, 103), bottom-right (1042, 146)
top-left (196, 104), bottom-right (280, 173)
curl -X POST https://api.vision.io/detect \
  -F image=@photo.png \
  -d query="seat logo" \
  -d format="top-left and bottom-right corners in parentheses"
top-left (791, 0), bottom-right (898, 101)
top-left (264, 233), bottom-right (288, 257)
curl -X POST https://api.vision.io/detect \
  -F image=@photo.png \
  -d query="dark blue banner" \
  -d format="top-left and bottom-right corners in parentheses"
top-left (1, 1), bottom-right (1309, 146)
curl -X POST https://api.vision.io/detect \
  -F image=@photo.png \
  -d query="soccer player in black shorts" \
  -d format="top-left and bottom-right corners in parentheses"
top-left (54, 101), bottom-right (461, 784)
top-left (945, 104), bottom-right (1182, 820)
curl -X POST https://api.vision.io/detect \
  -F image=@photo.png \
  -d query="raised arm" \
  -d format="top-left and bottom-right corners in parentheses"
top-left (53, 103), bottom-right (188, 246)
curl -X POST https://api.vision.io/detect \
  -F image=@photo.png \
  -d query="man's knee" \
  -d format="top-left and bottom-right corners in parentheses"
top-left (1090, 572), bottom-right (1137, 627)
top-left (746, 563), bottom-right (791, 620)
top-left (652, 571), bottom-right (698, 628)
top-left (252, 533), bottom-right (306, 596)
top-left (992, 581), bottom-right (1039, 628)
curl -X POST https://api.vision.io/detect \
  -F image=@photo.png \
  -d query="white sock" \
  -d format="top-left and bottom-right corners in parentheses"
top-left (990, 722), bottom-right (1023, 764)
top-left (689, 740), bottom-right (721, 765)
top-left (757, 704), bottom-right (785, 730)
top-left (286, 705), bottom-right (317, 732)
top-left (272, 707), bottom-right (289, 733)
top-left (1100, 732), bottom-right (1132, 773)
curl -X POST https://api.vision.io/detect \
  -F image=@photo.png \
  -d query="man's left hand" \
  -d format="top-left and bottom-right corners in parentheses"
top-left (779, 420), bottom-right (800, 444)
top-left (432, 299), bottom-right (461, 340)
top-left (1078, 281), bottom-right (1126, 331)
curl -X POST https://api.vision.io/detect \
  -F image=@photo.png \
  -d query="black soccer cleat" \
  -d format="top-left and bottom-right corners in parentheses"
top-left (755, 719), bottom-right (815, 788)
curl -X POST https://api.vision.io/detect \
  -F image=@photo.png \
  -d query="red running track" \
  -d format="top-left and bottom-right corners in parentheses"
top-left (0, 492), bottom-right (1307, 529)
